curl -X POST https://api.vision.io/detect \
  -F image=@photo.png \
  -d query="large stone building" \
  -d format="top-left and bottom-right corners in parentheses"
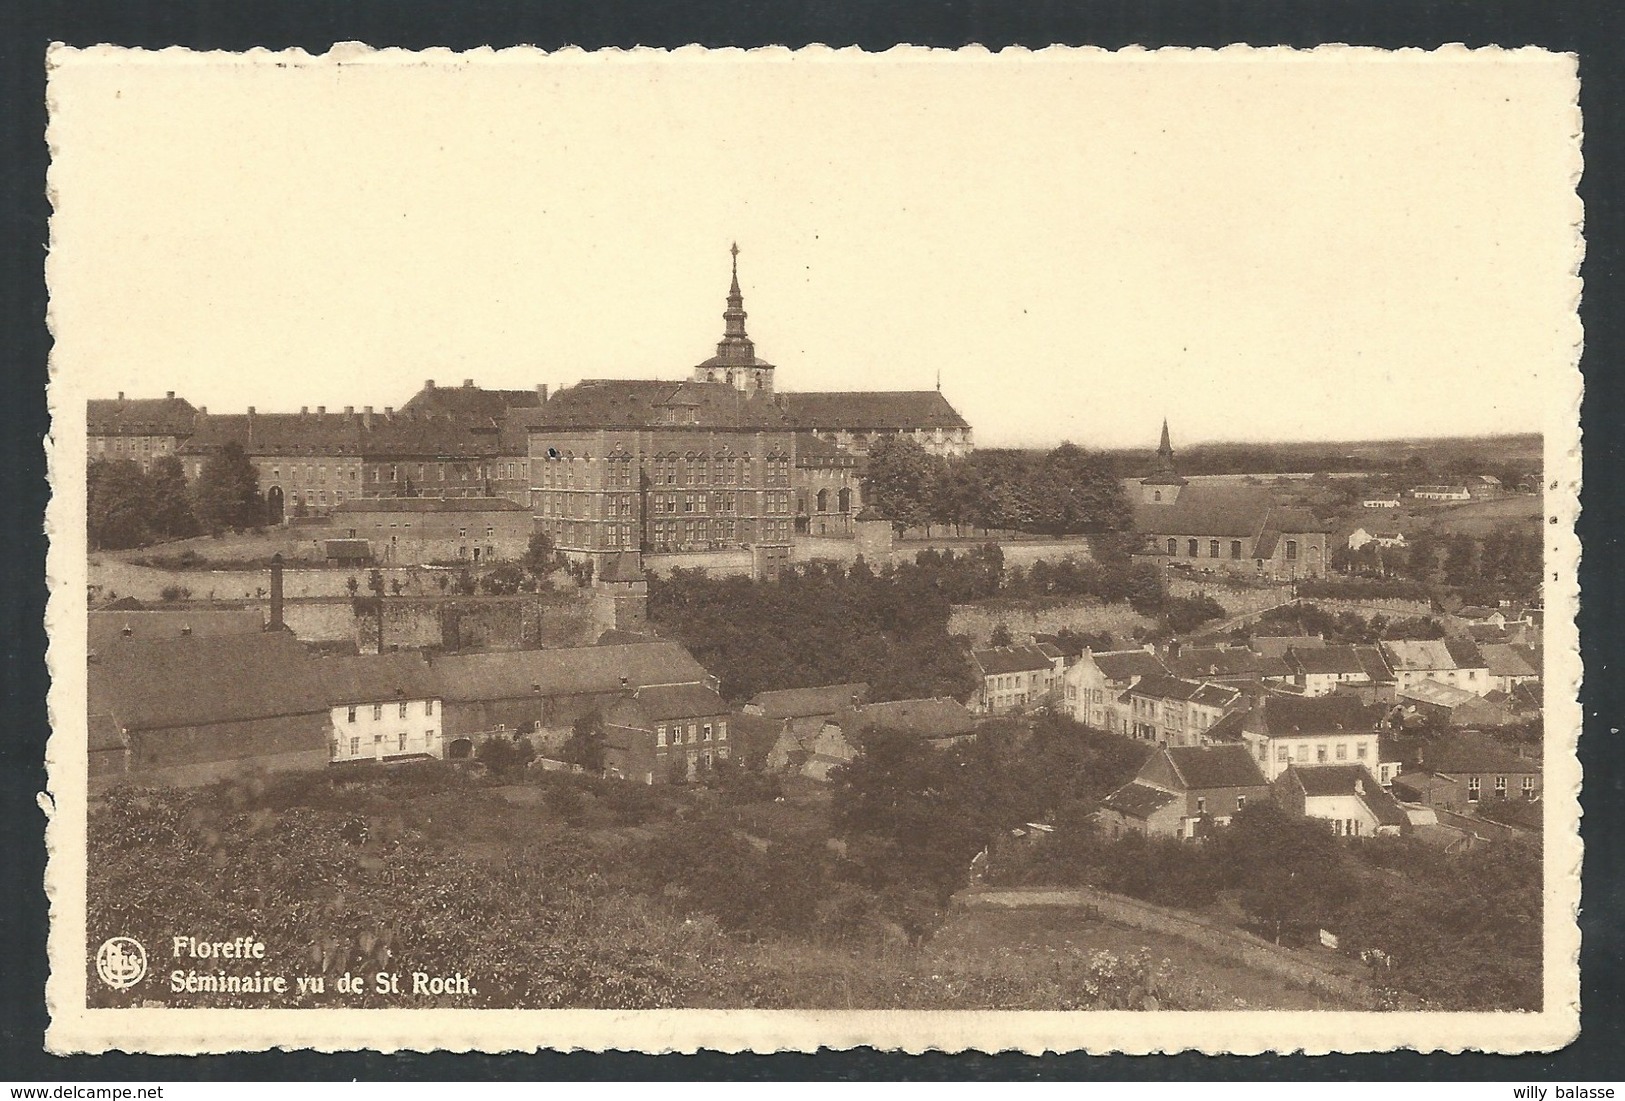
top-left (1133, 421), bottom-right (1331, 581)
top-left (87, 391), bottom-right (200, 473)
top-left (331, 496), bottom-right (532, 566)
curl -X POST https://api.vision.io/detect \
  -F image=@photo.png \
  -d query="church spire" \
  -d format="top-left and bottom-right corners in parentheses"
top-left (693, 242), bottom-right (775, 393)
top-left (1157, 418), bottom-right (1174, 467)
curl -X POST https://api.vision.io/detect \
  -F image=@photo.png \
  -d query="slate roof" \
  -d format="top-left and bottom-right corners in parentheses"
top-left (1420, 734), bottom-right (1540, 775)
top-left (1251, 635), bottom-right (1326, 659)
top-left (781, 390), bottom-right (970, 431)
top-left (401, 382), bottom-right (543, 419)
top-left (1100, 782), bottom-right (1179, 819)
top-left (1354, 645), bottom-right (1396, 683)
top-left (598, 550), bottom-right (646, 583)
top-left (1203, 711), bottom-right (1249, 743)
top-left (1247, 694), bottom-right (1377, 738)
top-left (838, 697), bottom-right (978, 741)
top-left (1164, 744), bottom-right (1269, 790)
top-left (180, 411), bottom-right (504, 460)
top-left (88, 609), bottom-right (263, 650)
top-left (429, 642), bottom-right (708, 703)
top-left (1392, 771), bottom-right (1459, 798)
top-left (87, 395), bottom-right (199, 436)
top-left (607, 683), bottom-right (728, 725)
top-left (1287, 644), bottom-right (1367, 676)
top-left (89, 632), bottom-right (329, 731)
top-left (1478, 643), bottom-right (1540, 679)
top-left (334, 497), bottom-right (526, 514)
top-left (1123, 674), bottom-right (1238, 708)
top-left (748, 683), bottom-right (870, 719)
top-left (973, 645), bottom-right (1057, 676)
top-left (1089, 649), bottom-right (1170, 681)
top-left (1171, 646), bottom-right (1284, 680)
top-left (314, 652), bottom-right (439, 707)
top-left (530, 379), bottom-right (797, 430)
top-left (1133, 485), bottom-right (1330, 539)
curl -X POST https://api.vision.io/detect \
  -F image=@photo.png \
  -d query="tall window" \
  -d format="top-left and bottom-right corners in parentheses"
top-left (349, 737), bottom-right (359, 756)
top-left (398, 701), bottom-right (409, 719)
top-left (1494, 775), bottom-right (1508, 798)
top-left (1167, 538), bottom-right (1177, 555)
top-left (1285, 540), bottom-right (1299, 561)
top-left (347, 706), bottom-right (357, 723)
top-left (1523, 775), bottom-right (1535, 799)
top-left (372, 704), bottom-right (383, 721)
top-left (1230, 540), bottom-right (1242, 559)
top-left (1209, 539), bottom-right (1220, 558)
top-left (1467, 776), bottom-right (1481, 802)
top-left (1187, 538), bottom-right (1199, 557)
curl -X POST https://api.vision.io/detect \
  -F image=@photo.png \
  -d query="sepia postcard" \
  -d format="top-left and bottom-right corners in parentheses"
top-left (43, 44), bottom-right (1583, 1055)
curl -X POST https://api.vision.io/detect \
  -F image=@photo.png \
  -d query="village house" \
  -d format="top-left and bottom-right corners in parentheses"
top-left (1477, 642), bottom-right (1542, 694)
top-left (1397, 679), bottom-right (1517, 728)
top-left (1361, 496), bottom-right (1402, 509)
top-left (319, 652), bottom-right (444, 765)
top-left (601, 682), bottom-right (732, 784)
top-left (834, 697), bottom-right (980, 751)
top-left (1283, 644), bottom-right (1387, 698)
top-left (744, 682), bottom-right (869, 739)
top-left (87, 632), bottom-right (332, 789)
top-left (1396, 734), bottom-right (1541, 808)
top-left (1379, 638), bottom-right (1491, 696)
top-left (331, 496), bottom-right (532, 566)
top-left (1236, 693), bottom-right (1395, 784)
top-left (1167, 644), bottom-right (1296, 688)
top-left (1249, 634), bottom-right (1327, 659)
top-left (1410, 485), bottom-right (1471, 501)
top-left (1275, 765), bottom-right (1408, 837)
top-left (1466, 474), bottom-right (1505, 499)
top-left (1132, 422), bottom-right (1331, 581)
top-left (1063, 646), bottom-right (1169, 734)
top-left (429, 641), bottom-right (714, 757)
top-left (1097, 744), bottom-right (1273, 840)
top-left (1347, 528), bottom-right (1407, 550)
top-left (971, 644), bottom-right (1065, 714)
top-left (1119, 674), bottom-right (1244, 747)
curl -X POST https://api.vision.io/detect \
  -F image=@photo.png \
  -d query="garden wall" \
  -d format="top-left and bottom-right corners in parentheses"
top-left (948, 598), bottom-right (1151, 648)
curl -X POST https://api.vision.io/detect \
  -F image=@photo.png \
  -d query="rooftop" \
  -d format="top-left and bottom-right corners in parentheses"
top-left (1101, 782), bottom-right (1179, 820)
top-left (1088, 649), bottom-right (1169, 681)
top-left (973, 645), bottom-right (1058, 676)
top-left (529, 379), bottom-right (797, 431)
top-left (838, 697), bottom-right (978, 741)
top-left (1247, 693), bottom-right (1378, 738)
top-left (429, 642), bottom-right (708, 703)
top-left (1163, 744), bottom-right (1269, 790)
top-left (1134, 484), bottom-right (1330, 539)
top-left (782, 390), bottom-right (970, 431)
top-left (747, 682), bottom-right (870, 719)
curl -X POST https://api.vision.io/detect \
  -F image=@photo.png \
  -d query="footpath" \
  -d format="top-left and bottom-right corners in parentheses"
top-left (956, 884), bottom-right (1383, 1008)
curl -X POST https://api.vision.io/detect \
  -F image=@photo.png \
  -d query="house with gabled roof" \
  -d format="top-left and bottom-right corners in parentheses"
top-left (602, 682), bottom-right (732, 783)
top-left (1380, 637), bottom-right (1491, 697)
top-left (1168, 644), bottom-right (1295, 687)
top-left (1478, 643), bottom-right (1541, 694)
top-left (1398, 679), bottom-right (1516, 728)
top-left (1276, 764), bottom-right (1408, 837)
top-left (744, 682), bottom-right (870, 740)
top-left (1238, 692), bottom-right (1394, 783)
top-left (1063, 646), bottom-right (1168, 734)
top-left (971, 644), bottom-right (1065, 714)
top-left (1097, 744), bottom-right (1271, 840)
top-left (1119, 674), bottom-right (1243, 747)
top-left (87, 391), bottom-right (199, 473)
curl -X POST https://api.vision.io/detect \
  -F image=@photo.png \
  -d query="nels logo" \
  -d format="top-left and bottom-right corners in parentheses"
top-left (95, 936), bottom-right (148, 990)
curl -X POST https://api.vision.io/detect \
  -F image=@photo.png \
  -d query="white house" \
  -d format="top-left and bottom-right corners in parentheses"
top-left (1379, 638), bottom-right (1492, 697)
top-left (1239, 693), bottom-right (1397, 784)
top-left (321, 653), bottom-right (444, 763)
top-left (1361, 497), bottom-right (1401, 509)
top-left (1063, 647), bottom-right (1169, 734)
top-left (1276, 764), bottom-right (1408, 837)
top-left (1411, 485), bottom-right (1471, 501)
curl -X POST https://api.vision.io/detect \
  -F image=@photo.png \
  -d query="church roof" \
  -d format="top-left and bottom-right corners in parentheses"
top-left (1134, 485), bottom-right (1330, 538)
top-left (780, 390), bottom-right (969, 430)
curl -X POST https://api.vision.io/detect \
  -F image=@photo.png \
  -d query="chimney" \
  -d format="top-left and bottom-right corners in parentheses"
top-left (462, 379), bottom-right (474, 388)
top-left (384, 407), bottom-right (394, 417)
top-left (196, 406), bottom-right (207, 417)
top-left (344, 406), bottom-right (354, 417)
top-left (1355, 778), bottom-right (1365, 795)
top-left (166, 391), bottom-right (175, 400)
top-left (537, 384), bottom-right (549, 403)
top-left (121, 624), bottom-right (133, 637)
top-left (424, 379), bottom-right (436, 390)
top-left (247, 406), bottom-right (256, 416)
top-left (317, 406), bottom-right (326, 417)
top-left (117, 392), bottom-right (125, 401)
top-left (363, 406), bottom-right (373, 428)
top-left (267, 553), bottom-right (285, 631)
top-left (1167, 638), bottom-right (1182, 661)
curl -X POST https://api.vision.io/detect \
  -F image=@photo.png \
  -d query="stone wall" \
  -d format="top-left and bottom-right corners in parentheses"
top-left (274, 592), bottom-right (600, 652)
top-left (949, 598), bottom-right (1152, 648)
top-left (1168, 576), bottom-right (1295, 617)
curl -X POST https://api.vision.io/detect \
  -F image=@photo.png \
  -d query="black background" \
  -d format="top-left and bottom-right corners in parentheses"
top-left (3, 0), bottom-right (1622, 1081)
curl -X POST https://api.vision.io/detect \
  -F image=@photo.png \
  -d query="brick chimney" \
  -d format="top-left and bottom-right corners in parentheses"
top-left (424, 379), bottom-right (436, 390)
top-left (166, 391), bottom-right (175, 400)
top-left (267, 553), bottom-right (286, 631)
top-left (363, 406), bottom-right (373, 428)
top-left (537, 384), bottom-right (549, 403)
top-left (462, 379), bottom-right (474, 388)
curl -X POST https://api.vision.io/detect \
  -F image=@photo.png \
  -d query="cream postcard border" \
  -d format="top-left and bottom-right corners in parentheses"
top-left (41, 42), bottom-right (1584, 1055)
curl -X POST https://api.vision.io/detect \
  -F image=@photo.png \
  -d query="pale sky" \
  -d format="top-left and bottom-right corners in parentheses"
top-left (48, 47), bottom-right (1580, 449)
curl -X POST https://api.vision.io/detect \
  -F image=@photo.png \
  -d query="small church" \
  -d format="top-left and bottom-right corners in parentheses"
top-left (1132, 421), bottom-right (1330, 582)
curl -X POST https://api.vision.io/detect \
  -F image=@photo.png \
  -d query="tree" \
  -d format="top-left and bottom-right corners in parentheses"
top-left (988, 623), bottom-right (1014, 647)
top-left (1217, 803), bottom-right (1352, 945)
top-left (87, 459), bottom-right (155, 549)
top-left (862, 435), bottom-right (939, 533)
top-left (1037, 443), bottom-right (1134, 535)
top-left (147, 455), bottom-right (197, 540)
top-left (481, 563), bottom-right (527, 596)
top-left (523, 531), bottom-right (561, 580)
top-left (192, 442), bottom-right (263, 534)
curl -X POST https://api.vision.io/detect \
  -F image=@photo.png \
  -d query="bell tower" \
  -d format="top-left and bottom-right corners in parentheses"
top-left (693, 243), bottom-right (776, 394)
top-left (1140, 419), bottom-right (1188, 504)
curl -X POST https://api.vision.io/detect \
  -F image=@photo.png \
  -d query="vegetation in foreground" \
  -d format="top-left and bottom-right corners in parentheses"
top-left (89, 754), bottom-right (1320, 1012)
